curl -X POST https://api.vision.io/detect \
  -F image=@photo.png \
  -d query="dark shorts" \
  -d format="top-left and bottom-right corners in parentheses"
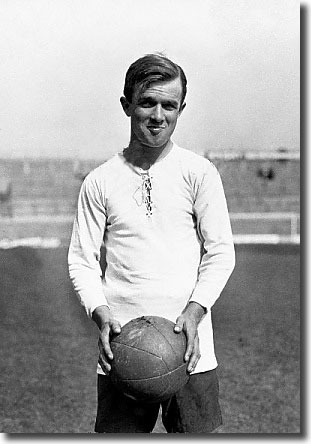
top-left (95, 369), bottom-right (222, 433)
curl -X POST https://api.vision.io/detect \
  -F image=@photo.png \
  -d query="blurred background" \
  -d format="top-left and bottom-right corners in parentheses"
top-left (0, 0), bottom-right (300, 435)
top-left (0, 0), bottom-right (300, 244)
top-left (0, 0), bottom-right (300, 159)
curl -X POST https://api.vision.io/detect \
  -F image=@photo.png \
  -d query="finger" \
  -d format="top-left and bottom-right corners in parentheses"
top-left (111, 321), bottom-right (121, 335)
top-left (100, 326), bottom-right (114, 360)
top-left (98, 353), bottom-right (111, 373)
top-left (174, 315), bottom-right (184, 333)
top-left (184, 331), bottom-right (195, 362)
top-left (187, 354), bottom-right (201, 373)
top-left (187, 336), bottom-right (201, 372)
top-left (98, 335), bottom-right (113, 372)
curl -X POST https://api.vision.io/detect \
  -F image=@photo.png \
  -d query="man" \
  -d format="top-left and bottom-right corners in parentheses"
top-left (68, 53), bottom-right (235, 433)
top-left (0, 174), bottom-right (13, 218)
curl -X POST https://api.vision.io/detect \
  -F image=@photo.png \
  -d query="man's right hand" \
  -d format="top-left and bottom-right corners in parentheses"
top-left (92, 305), bottom-right (121, 373)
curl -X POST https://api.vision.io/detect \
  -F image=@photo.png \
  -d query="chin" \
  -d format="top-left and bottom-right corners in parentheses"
top-left (144, 143), bottom-right (167, 151)
top-left (144, 138), bottom-right (170, 149)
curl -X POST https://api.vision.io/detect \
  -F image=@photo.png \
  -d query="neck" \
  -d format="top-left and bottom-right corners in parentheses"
top-left (123, 141), bottom-right (172, 170)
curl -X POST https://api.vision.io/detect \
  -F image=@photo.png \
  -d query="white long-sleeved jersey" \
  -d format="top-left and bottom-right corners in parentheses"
top-left (68, 143), bottom-right (235, 374)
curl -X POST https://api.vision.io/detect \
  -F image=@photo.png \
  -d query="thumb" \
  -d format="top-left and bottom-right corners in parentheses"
top-left (111, 320), bottom-right (121, 335)
top-left (174, 315), bottom-right (184, 333)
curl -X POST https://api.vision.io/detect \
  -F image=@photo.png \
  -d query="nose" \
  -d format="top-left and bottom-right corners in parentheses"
top-left (151, 104), bottom-right (164, 123)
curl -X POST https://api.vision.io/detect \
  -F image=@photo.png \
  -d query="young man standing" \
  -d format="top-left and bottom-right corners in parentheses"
top-left (68, 53), bottom-right (235, 433)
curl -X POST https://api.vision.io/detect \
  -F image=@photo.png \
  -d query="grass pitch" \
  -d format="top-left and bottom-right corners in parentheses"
top-left (0, 244), bottom-right (300, 433)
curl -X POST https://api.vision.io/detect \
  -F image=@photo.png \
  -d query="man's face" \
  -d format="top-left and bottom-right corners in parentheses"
top-left (121, 77), bottom-right (186, 150)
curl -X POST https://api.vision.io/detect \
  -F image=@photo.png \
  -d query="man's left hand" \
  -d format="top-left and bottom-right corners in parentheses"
top-left (174, 301), bottom-right (206, 373)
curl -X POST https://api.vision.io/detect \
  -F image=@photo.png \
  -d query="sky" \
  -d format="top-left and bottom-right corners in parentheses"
top-left (0, 0), bottom-right (300, 159)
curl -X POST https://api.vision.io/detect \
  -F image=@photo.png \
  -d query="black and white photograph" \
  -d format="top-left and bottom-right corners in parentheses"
top-left (0, 0), bottom-right (301, 436)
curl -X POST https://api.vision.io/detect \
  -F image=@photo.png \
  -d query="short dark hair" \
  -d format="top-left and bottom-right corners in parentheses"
top-left (123, 53), bottom-right (187, 107)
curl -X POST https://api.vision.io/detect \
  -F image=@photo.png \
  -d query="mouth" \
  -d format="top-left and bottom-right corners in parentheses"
top-left (147, 126), bottom-right (165, 135)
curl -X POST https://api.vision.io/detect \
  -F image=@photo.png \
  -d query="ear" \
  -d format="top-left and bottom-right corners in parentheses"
top-left (179, 102), bottom-right (186, 116)
top-left (120, 96), bottom-right (132, 116)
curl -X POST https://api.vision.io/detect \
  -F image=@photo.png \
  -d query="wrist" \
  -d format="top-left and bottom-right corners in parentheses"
top-left (187, 301), bottom-right (207, 321)
top-left (92, 305), bottom-right (110, 330)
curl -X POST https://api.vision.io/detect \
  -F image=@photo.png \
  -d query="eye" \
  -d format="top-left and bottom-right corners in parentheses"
top-left (139, 99), bottom-right (155, 108)
top-left (163, 102), bottom-right (178, 111)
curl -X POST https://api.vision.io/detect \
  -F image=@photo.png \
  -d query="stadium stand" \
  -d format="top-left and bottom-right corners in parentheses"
top-left (0, 151), bottom-right (300, 243)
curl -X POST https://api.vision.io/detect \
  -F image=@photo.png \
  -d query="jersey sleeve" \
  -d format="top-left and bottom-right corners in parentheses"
top-left (189, 162), bottom-right (235, 311)
top-left (68, 171), bottom-right (108, 318)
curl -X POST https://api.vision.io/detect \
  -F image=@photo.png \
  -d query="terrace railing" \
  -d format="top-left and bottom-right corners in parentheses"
top-left (230, 212), bottom-right (300, 244)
